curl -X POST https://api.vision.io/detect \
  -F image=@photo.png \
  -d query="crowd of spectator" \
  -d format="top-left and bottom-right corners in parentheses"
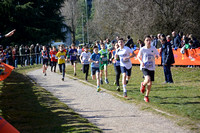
top-left (0, 43), bottom-right (43, 68)
top-left (0, 30), bottom-right (199, 68)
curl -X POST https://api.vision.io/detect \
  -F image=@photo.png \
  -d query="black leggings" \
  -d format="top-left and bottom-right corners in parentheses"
top-left (114, 65), bottom-right (121, 86)
top-left (83, 64), bottom-right (89, 80)
top-left (59, 63), bottom-right (65, 78)
top-left (51, 61), bottom-right (57, 72)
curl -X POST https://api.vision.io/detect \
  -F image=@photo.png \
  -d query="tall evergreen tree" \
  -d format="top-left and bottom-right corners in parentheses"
top-left (0, 0), bottom-right (67, 47)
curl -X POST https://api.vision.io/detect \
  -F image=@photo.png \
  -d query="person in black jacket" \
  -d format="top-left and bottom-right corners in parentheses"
top-left (160, 35), bottom-right (175, 83)
top-left (14, 45), bottom-right (19, 68)
top-left (125, 35), bottom-right (134, 48)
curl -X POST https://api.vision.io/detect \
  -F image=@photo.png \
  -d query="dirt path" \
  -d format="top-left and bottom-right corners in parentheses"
top-left (27, 68), bottom-right (188, 133)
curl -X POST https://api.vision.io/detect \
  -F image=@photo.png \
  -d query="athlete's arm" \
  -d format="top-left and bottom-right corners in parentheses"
top-left (80, 55), bottom-right (83, 64)
top-left (128, 51), bottom-right (136, 59)
top-left (137, 53), bottom-right (144, 67)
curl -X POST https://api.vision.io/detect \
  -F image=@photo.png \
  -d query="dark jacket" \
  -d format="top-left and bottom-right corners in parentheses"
top-left (161, 42), bottom-right (175, 65)
top-left (125, 38), bottom-right (134, 48)
top-left (173, 35), bottom-right (181, 48)
top-left (35, 45), bottom-right (40, 54)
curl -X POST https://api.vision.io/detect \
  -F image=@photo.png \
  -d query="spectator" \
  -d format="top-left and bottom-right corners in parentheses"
top-left (24, 45), bottom-right (30, 66)
top-left (160, 36), bottom-right (175, 83)
top-left (30, 44), bottom-right (35, 65)
top-left (5, 46), bottom-right (13, 66)
top-left (150, 35), bottom-right (157, 48)
top-left (172, 31), bottom-right (181, 49)
top-left (19, 45), bottom-right (25, 67)
top-left (35, 43), bottom-right (40, 64)
top-left (166, 35), bottom-right (172, 44)
top-left (188, 34), bottom-right (199, 48)
top-left (157, 33), bottom-right (162, 48)
top-left (125, 35), bottom-right (134, 48)
top-left (14, 45), bottom-right (19, 68)
top-left (137, 39), bottom-right (144, 49)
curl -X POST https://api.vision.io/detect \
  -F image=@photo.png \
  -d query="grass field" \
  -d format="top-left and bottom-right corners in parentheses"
top-left (0, 65), bottom-right (101, 133)
top-left (67, 63), bottom-right (200, 131)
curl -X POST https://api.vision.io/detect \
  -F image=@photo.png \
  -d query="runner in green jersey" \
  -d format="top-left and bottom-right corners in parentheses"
top-left (99, 43), bottom-right (109, 84)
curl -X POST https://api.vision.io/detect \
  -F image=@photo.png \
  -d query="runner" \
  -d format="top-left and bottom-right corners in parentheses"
top-left (112, 42), bottom-right (121, 91)
top-left (42, 46), bottom-right (48, 76)
top-left (99, 43), bottom-right (109, 84)
top-left (80, 46), bottom-right (91, 81)
top-left (137, 35), bottom-right (159, 102)
top-left (115, 38), bottom-right (136, 97)
top-left (89, 46), bottom-right (101, 92)
top-left (56, 45), bottom-right (66, 81)
top-left (69, 43), bottom-right (77, 76)
top-left (49, 46), bottom-right (58, 72)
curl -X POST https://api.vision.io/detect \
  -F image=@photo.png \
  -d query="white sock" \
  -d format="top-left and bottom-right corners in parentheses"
top-left (123, 85), bottom-right (127, 92)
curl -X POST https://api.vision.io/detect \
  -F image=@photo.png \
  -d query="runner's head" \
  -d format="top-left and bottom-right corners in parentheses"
top-left (118, 38), bottom-right (124, 48)
top-left (115, 42), bottom-right (119, 49)
top-left (93, 46), bottom-right (98, 54)
top-left (52, 46), bottom-right (56, 51)
top-left (144, 35), bottom-right (151, 47)
top-left (60, 45), bottom-right (64, 51)
top-left (71, 43), bottom-right (75, 49)
top-left (84, 46), bottom-right (89, 52)
top-left (100, 43), bottom-right (105, 49)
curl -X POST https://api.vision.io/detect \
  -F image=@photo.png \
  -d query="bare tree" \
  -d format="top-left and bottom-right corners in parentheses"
top-left (61, 0), bottom-right (80, 43)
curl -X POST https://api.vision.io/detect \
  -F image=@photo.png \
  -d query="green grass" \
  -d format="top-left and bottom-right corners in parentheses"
top-left (0, 65), bottom-right (101, 133)
top-left (67, 63), bottom-right (200, 131)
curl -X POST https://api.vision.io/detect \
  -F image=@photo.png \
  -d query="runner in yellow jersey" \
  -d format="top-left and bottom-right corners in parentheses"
top-left (56, 45), bottom-right (67, 81)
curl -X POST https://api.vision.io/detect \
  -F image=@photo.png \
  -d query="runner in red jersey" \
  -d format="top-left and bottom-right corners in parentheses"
top-left (49, 46), bottom-right (58, 72)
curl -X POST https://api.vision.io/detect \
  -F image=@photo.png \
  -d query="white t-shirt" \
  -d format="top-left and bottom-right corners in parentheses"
top-left (77, 49), bottom-right (82, 56)
top-left (81, 52), bottom-right (91, 64)
top-left (116, 46), bottom-right (132, 69)
top-left (137, 46), bottom-right (159, 71)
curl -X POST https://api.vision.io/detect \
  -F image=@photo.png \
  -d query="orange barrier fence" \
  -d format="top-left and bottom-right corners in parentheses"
top-left (131, 48), bottom-right (200, 65)
top-left (0, 63), bottom-right (14, 81)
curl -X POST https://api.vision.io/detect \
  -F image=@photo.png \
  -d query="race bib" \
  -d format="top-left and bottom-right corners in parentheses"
top-left (102, 57), bottom-right (107, 61)
top-left (52, 54), bottom-right (55, 57)
top-left (83, 60), bottom-right (89, 64)
top-left (121, 58), bottom-right (129, 63)
top-left (72, 52), bottom-right (77, 56)
top-left (60, 55), bottom-right (65, 59)
top-left (145, 61), bottom-right (153, 68)
top-left (94, 63), bottom-right (99, 67)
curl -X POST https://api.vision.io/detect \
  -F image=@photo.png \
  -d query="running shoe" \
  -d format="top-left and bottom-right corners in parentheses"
top-left (113, 81), bottom-right (116, 85)
top-left (116, 86), bottom-right (120, 92)
top-left (97, 87), bottom-right (101, 92)
top-left (140, 82), bottom-right (145, 93)
top-left (74, 73), bottom-right (76, 76)
top-left (62, 78), bottom-right (64, 81)
top-left (123, 92), bottom-right (127, 97)
top-left (100, 79), bottom-right (103, 85)
top-left (44, 73), bottom-right (47, 76)
top-left (105, 79), bottom-right (109, 84)
top-left (144, 96), bottom-right (149, 102)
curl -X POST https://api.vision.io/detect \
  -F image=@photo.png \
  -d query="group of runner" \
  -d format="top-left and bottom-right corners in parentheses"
top-left (42, 36), bottom-right (160, 103)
